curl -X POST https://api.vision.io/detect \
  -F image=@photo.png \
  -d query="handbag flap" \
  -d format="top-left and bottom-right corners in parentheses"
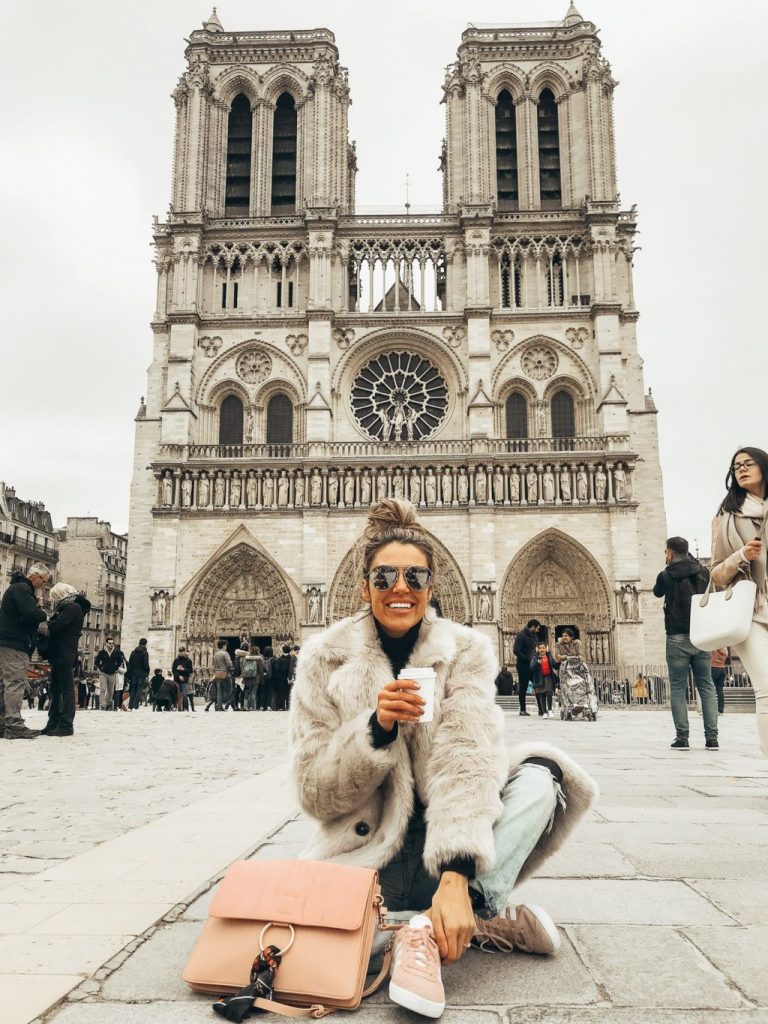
top-left (209, 860), bottom-right (377, 932)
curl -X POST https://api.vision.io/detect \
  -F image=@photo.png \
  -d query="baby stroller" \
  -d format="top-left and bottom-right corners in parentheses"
top-left (558, 656), bottom-right (598, 721)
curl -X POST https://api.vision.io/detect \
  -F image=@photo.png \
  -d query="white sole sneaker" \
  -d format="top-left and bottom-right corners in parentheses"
top-left (389, 980), bottom-right (445, 1019)
top-left (517, 902), bottom-right (562, 954)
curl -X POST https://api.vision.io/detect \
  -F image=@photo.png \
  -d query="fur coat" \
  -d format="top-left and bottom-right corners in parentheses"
top-left (289, 607), bottom-right (598, 883)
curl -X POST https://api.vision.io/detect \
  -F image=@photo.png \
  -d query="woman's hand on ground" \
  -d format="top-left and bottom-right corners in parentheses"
top-left (428, 872), bottom-right (476, 963)
top-left (375, 679), bottom-right (424, 731)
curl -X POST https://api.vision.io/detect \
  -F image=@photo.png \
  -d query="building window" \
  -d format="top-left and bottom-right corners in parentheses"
top-left (505, 393), bottom-right (528, 439)
top-left (225, 94), bottom-right (253, 216)
top-left (495, 90), bottom-right (518, 210)
top-left (551, 390), bottom-right (575, 441)
top-left (546, 253), bottom-right (564, 307)
top-left (266, 394), bottom-right (294, 444)
top-left (351, 352), bottom-right (449, 441)
top-left (271, 93), bottom-right (297, 214)
top-left (537, 88), bottom-right (562, 208)
top-left (219, 395), bottom-right (244, 445)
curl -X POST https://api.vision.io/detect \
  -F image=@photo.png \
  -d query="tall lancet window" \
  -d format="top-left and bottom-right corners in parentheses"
top-left (219, 395), bottom-right (244, 445)
top-left (495, 90), bottom-right (518, 210)
top-left (271, 93), bottom-right (297, 214)
top-left (537, 88), bottom-right (562, 208)
top-left (225, 94), bottom-right (253, 215)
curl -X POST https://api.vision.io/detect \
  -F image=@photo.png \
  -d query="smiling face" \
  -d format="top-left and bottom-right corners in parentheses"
top-left (361, 541), bottom-right (433, 638)
top-left (733, 451), bottom-right (766, 497)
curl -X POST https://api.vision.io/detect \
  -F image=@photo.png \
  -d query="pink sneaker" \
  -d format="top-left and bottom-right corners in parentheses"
top-left (473, 902), bottom-right (561, 955)
top-left (389, 914), bottom-right (445, 1019)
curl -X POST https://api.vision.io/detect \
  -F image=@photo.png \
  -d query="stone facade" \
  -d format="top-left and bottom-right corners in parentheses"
top-left (0, 483), bottom-right (58, 604)
top-left (123, 5), bottom-right (668, 676)
top-left (57, 518), bottom-right (127, 669)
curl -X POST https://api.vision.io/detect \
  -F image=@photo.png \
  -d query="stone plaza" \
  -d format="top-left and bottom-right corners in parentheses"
top-left (1, 707), bottom-right (766, 1024)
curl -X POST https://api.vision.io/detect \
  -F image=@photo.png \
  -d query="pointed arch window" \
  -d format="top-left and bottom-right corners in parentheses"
top-left (537, 88), bottom-right (562, 208)
top-left (495, 89), bottom-right (518, 210)
top-left (506, 393), bottom-right (528, 439)
top-left (225, 94), bottom-right (253, 215)
top-left (551, 390), bottom-right (575, 446)
top-left (271, 93), bottom-right (297, 214)
top-left (266, 394), bottom-right (293, 444)
top-left (219, 395), bottom-right (244, 445)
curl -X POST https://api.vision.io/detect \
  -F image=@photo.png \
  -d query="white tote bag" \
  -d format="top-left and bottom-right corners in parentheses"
top-left (689, 577), bottom-right (756, 652)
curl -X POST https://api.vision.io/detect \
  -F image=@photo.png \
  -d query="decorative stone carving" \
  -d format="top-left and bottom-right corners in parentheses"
top-left (199, 335), bottom-right (222, 357)
top-left (151, 590), bottom-right (171, 628)
top-left (304, 585), bottom-right (326, 626)
top-left (617, 583), bottom-right (640, 621)
top-left (332, 327), bottom-right (356, 350)
top-left (442, 326), bottom-right (465, 349)
top-left (181, 473), bottom-right (193, 508)
top-left (235, 349), bottom-right (271, 385)
top-left (565, 327), bottom-right (588, 349)
top-left (491, 329), bottom-right (514, 352)
top-left (474, 584), bottom-right (495, 623)
top-left (522, 346), bottom-right (558, 381)
top-left (286, 333), bottom-right (308, 355)
top-left (350, 351), bottom-right (448, 442)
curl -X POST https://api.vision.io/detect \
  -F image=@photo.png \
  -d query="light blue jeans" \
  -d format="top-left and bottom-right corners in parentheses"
top-left (666, 634), bottom-right (719, 740)
top-left (369, 763), bottom-right (560, 969)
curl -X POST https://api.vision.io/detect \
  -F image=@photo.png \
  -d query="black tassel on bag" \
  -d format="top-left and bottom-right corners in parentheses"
top-left (212, 945), bottom-right (282, 1021)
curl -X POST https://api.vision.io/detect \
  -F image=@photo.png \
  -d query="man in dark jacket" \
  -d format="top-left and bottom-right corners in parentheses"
top-left (172, 647), bottom-right (194, 711)
top-left (127, 639), bottom-right (150, 710)
top-left (95, 639), bottom-right (126, 711)
top-left (494, 664), bottom-right (515, 697)
top-left (0, 564), bottom-right (51, 739)
top-left (271, 644), bottom-right (294, 711)
top-left (653, 536), bottom-right (719, 750)
top-left (512, 619), bottom-right (540, 717)
top-left (41, 584), bottom-right (91, 737)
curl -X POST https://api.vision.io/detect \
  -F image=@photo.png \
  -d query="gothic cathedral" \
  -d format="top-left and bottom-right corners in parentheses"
top-left (123, 5), bottom-right (668, 675)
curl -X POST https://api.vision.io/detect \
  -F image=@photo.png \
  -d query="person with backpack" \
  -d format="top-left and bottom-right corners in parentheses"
top-left (653, 536), bottom-right (719, 750)
top-left (238, 643), bottom-right (265, 711)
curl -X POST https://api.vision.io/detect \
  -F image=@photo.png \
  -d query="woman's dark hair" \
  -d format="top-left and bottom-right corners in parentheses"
top-left (361, 499), bottom-right (434, 576)
top-left (718, 446), bottom-right (768, 514)
top-left (217, 639), bottom-right (227, 649)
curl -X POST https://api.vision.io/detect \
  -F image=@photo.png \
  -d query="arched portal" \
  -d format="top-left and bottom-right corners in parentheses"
top-left (500, 529), bottom-right (614, 663)
top-left (183, 542), bottom-right (298, 648)
top-left (328, 530), bottom-right (472, 624)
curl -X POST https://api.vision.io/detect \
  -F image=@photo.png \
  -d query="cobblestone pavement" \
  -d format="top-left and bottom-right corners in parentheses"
top-left (1, 707), bottom-right (767, 1024)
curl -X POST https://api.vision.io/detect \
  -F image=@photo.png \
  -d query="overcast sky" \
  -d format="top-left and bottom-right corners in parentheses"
top-left (2, 0), bottom-right (766, 555)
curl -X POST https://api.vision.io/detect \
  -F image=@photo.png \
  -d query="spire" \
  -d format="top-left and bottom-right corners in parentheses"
top-left (202, 7), bottom-right (224, 32)
top-left (563, 1), bottom-right (583, 26)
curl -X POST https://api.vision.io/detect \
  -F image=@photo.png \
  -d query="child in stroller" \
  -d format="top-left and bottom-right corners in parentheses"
top-left (555, 631), bottom-right (598, 722)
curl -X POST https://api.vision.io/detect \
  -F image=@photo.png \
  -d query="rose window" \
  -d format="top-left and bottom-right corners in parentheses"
top-left (351, 352), bottom-right (449, 441)
top-left (521, 346), bottom-right (558, 381)
top-left (235, 349), bottom-right (272, 385)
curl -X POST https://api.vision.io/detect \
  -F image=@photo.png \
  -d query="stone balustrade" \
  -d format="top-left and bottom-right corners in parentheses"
top-left (152, 453), bottom-right (634, 513)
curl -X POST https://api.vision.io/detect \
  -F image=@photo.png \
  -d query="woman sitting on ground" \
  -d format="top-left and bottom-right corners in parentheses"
top-left (290, 499), bottom-right (597, 1019)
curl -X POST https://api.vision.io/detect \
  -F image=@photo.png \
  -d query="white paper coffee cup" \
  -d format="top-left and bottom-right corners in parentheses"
top-left (398, 666), bottom-right (436, 723)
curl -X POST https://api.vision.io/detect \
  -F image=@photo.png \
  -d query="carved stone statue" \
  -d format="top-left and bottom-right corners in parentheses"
top-left (162, 472), bottom-right (174, 507)
top-left (526, 468), bottom-right (538, 503)
top-left (475, 467), bottom-right (487, 503)
top-left (376, 470), bottom-right (388, 500)
top-left (307, 588), bottom-right (322, 625)
top-left (457, 467), bottom-right (469, 503)
top-left (360, 472), bottom-right (372, 506)
top-left (181, 474), bottom-right (192, 508)
top-left (294, 473), bottom-right (305, 508)
top-left (441, 468), bottom-right (453, 504)
top-left (328, 471), bottom-right (339, 506)
top-left (246, 473), bottom-right (258, 507)
top-left (344, 471), bottom-right (355, 506)
top-left (277, 470), bottom-right (290, 507)
top-left (392, 404), bottom-right (406, 441)
top-left (576, 466), bottom-right (588, 502)
top-left (230, 472), bottom-right (242, 507)
top-left (213, 473), bottom-right (226, 507)
top-left (425, 468), bottom-right (437, 505)
top-left (404, 406), bottom-right (415, 441)
top-left (377, 406), bottom-right (390, 440)
top-left (153, 591), bottom-right (169, 627)
top-left (263, 471), bottom-right (275, 508)
top-left (493, 467), bottom-right (504, 503)
top-left (621, 584), bottom-right (638, 621)
top-left (393, 469), bottom-right (404, 499)
top-left (542, 468), bottom-right (555, 503)
top-left (198, 472), bottom-right (210, 507)
top-left (595, 465), bottom-right (607, 502)
top-left (245, 406), bottom-right (255, 443)
top-left (409, 468), bottom-right (421, 505)
top-left (614, 464), bottom-right (627, 501)
top-left (509, 468), bottom-right (520, 503)
top-left (536, 402), bottom-right (547, 436)
top-left (560, 468), bottom-right (572, 502)
top-left (477, 587), bottom-right (493, 622)
top-left (310, 470), bottom-right (322, 506)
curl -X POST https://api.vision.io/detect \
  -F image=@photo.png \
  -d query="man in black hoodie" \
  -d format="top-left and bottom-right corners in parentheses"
top-left (42, 583), bottom-right (91, 737)
top-left (653, 536), bottom-right (719, 751)
top-left (0, 564), bottom-right (51, 739)
top-left (127, 639), bottom-right (150, 710)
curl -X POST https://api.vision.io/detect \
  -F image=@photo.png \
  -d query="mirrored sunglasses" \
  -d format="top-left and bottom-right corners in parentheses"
top-left (367, 565), bottom-right (433, 592)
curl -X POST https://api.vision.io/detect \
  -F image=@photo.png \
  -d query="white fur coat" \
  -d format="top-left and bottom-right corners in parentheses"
top-left (289, 607), bottom-right (598, 882)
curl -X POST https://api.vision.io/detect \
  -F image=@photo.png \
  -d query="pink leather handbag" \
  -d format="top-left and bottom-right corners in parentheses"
top-left (183, 859), bottom-right (397, 1018)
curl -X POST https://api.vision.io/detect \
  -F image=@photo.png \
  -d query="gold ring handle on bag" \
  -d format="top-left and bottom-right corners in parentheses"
top-left (259, 921), bottom-right (296, 955)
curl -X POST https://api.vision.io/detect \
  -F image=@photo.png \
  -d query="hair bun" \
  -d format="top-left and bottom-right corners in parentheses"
top-left (364, 498), bottom-right (420, 541)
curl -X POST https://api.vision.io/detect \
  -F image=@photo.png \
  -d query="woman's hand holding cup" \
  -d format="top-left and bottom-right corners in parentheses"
top-left (376, 679), bottom-right (424, 731)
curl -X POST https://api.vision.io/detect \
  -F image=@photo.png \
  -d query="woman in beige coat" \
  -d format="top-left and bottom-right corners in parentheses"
top-left (710, 446), bottom-right (768, 756)
top-left (290, 499), bottom-right (597, 1018)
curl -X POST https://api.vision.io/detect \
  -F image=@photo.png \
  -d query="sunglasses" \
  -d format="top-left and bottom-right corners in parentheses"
top-left (367, 565), bottom-right (433, 592)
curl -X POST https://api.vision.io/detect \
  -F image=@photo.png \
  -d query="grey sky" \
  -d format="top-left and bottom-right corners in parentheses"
top-left (2, 0), bottom-right (765, 554)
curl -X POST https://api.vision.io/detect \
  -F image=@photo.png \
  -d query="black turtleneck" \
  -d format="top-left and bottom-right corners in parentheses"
top-left (368, 619), bottom-right (421, 749)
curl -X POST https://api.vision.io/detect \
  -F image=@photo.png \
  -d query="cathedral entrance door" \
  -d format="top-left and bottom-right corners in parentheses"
top-left (250, 634), bottom-right (272, 653)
